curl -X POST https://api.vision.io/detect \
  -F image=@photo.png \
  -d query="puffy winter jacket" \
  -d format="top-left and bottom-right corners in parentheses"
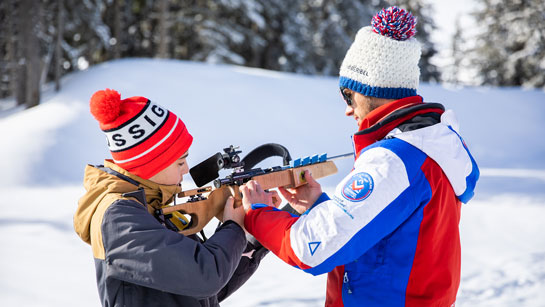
top-left (74, 160), bottom-right (265, 307)
top-left (245, 96), bottom-right (480, 306)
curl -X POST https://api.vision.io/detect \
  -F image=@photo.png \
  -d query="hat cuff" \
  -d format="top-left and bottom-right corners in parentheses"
top-left (340, 76), bottom-right (416, 99)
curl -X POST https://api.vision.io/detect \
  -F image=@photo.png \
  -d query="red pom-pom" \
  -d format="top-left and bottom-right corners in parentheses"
top-left (90, 89), bottom-right (122, 124)
top-left (371, 6), bottom-right (417, 41)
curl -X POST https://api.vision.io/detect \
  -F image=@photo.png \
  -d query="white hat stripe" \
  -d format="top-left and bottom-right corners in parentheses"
top-left (105, 102), bottom-right (168, 152)
top-left (113, 117), bottom-right (179, 164)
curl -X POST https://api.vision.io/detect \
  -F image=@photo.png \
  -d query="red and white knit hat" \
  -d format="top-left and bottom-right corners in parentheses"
top-left (89, 89), bottom-right (193, 179)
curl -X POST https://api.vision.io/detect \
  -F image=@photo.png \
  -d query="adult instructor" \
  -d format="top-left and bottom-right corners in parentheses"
top-left (241, 6), bottom-right (480, 307)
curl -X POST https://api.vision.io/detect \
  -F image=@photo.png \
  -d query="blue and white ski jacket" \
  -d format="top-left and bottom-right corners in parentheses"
top-left (245, 96), bottom-right (479, 306)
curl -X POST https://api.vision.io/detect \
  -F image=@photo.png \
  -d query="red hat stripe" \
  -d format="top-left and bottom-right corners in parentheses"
top-left (113, 115), bottom-right (180, 164)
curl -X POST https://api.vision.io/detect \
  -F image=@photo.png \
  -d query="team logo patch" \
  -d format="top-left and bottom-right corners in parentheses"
top-left (341, 172), bottom-right (374, 201)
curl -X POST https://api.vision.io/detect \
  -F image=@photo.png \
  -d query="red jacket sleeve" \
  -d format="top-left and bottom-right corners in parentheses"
top-left (244, 204), bottom-right (311, 270)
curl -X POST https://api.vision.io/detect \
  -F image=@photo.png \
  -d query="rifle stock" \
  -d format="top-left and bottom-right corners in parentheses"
top-left (161, 161), bottom-right (338, 236)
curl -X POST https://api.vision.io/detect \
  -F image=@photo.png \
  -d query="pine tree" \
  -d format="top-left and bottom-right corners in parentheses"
top-left (442, 15), bottom-right (465, 85)
top-left (0, 0), bottom-right (444, 107)
top-left (0, 0), bottom-right (16, 101)
top-left (468, 0), bottom-right (545, 88)
top-left (300, 0), bottom-right (377, 76)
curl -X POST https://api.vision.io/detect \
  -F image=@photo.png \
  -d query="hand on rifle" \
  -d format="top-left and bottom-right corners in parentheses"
top-left (240, 181), bottom-right (281, 213)
top-left (223, 196), bottom-right (245, 229)
top-left (278, 170), bottom-right (323, 215)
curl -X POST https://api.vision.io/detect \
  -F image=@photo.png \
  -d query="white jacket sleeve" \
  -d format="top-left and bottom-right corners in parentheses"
top-left (288, 146), bottom-right (418, 275)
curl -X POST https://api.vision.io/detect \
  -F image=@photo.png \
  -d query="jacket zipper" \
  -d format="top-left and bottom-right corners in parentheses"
top-left (343, 272), bottom-right (353, 294)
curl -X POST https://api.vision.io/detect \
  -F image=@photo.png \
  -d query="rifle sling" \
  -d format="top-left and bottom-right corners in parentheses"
top-left (241, 143), bottom-right (292, 170)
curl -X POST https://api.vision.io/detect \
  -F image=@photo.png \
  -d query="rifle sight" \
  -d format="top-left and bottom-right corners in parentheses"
top-left (190, 145), bottom-right (244, 187)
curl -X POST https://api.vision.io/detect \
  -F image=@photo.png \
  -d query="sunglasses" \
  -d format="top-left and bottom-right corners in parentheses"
top-left (339, 87), bottom-right (354, 107)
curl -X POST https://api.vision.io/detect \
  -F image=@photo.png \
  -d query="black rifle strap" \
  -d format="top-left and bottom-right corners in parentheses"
top-left (95, 165), bottom-right (141, 187)
top-left (94, 165), bottom-right (147, 206)
top-left (241, 143), bottom-right (292, 170)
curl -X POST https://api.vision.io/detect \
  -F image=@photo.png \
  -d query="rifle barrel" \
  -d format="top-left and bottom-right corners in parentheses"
top-left (327, 152), bottom-right (353, 161)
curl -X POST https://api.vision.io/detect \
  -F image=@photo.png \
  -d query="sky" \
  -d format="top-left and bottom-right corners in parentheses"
top-left (0, 58), bottom-right (544, 306)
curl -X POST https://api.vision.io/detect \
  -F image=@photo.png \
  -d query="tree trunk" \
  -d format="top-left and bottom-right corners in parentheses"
top-left (12, 0), bottom-right (26, 107)
top-left (18, 0), bottom-right (41, 109)
top-left (156, 0), bottom-right (169, 58)
top-left (14, 59), bottom-right (27, 107)
top-left (113, 0), bottom-right (122, 59)
top-left (0, 0), bottom-right (16, 100)
top-left (55, 0), bottom-right (64, 92)
top-left (7, 1), bottom-right (15, 99)
top-left (26, 1), bottom-right (41, 109)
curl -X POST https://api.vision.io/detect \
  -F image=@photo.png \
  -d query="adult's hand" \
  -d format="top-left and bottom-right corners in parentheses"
top-left (240, 180), bottom-right (280, 212)
top-left (278, 170), bottom-right (322, 214)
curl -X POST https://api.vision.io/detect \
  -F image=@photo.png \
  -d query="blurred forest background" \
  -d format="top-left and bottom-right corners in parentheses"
top-left (1, 0), bottom-right (544, 110)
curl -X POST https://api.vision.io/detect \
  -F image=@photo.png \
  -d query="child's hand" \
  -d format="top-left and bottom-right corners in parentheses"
top-left (223, 196), bottom-right (245, 229)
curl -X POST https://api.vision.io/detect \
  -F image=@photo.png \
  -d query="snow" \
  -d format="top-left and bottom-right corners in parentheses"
top-left (1, 58), bottom-right (544, 306)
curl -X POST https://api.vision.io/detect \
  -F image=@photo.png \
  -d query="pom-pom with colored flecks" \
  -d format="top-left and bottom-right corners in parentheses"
top-left (90, 88), bottom-right (122, 124)
top-left (371, 6), bottom-right (417, 41)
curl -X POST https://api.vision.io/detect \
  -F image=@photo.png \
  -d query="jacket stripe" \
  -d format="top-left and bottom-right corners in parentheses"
top-left (326, 266), bottom-right (345, 307)
top-left (341, 139), bottom-right (431, 306)
top-left (405, 157), bottom-right (461, 307)
top-left (446, 125), bottom-right (480, 203)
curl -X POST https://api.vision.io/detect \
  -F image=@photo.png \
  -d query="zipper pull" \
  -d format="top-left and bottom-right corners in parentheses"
top-left (343, 272), bottom-right (353, 294)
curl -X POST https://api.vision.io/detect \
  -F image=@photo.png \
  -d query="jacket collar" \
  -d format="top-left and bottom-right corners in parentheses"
top-left (74, 161), bottom-right (181, 245)
top-left (353, 96), bottom-right (445, 158)
top-left (103, 160), bottom-right (181, 209)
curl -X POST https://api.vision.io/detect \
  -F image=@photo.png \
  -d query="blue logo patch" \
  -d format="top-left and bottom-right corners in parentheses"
top-left (342, 172), bottom-right (374, 201)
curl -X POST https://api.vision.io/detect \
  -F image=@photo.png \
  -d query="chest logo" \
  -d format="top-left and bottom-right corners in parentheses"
top-left (342, 172), bottom-right (374, 202)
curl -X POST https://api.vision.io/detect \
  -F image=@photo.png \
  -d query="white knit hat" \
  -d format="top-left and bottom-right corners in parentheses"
top-left (339, 6), bottom-right (421, 99)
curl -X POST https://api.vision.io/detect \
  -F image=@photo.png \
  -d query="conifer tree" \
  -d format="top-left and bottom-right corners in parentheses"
top-left (468, 0), bottom-right (545, 88)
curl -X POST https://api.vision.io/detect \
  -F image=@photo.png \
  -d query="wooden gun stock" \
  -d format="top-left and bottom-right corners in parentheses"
top-left (161, 161), bottom-right (338, 236)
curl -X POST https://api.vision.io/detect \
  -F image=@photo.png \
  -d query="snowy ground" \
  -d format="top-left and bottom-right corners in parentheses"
top-left (1, 59), bottom-right (544, 306)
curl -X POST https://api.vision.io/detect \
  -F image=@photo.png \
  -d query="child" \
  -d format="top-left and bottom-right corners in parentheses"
top-left (74, 89), bottom-right (267, 306)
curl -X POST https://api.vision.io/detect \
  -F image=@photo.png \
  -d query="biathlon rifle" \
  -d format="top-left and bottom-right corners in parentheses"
top-left (156, 144), bottom-right (352, 236)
